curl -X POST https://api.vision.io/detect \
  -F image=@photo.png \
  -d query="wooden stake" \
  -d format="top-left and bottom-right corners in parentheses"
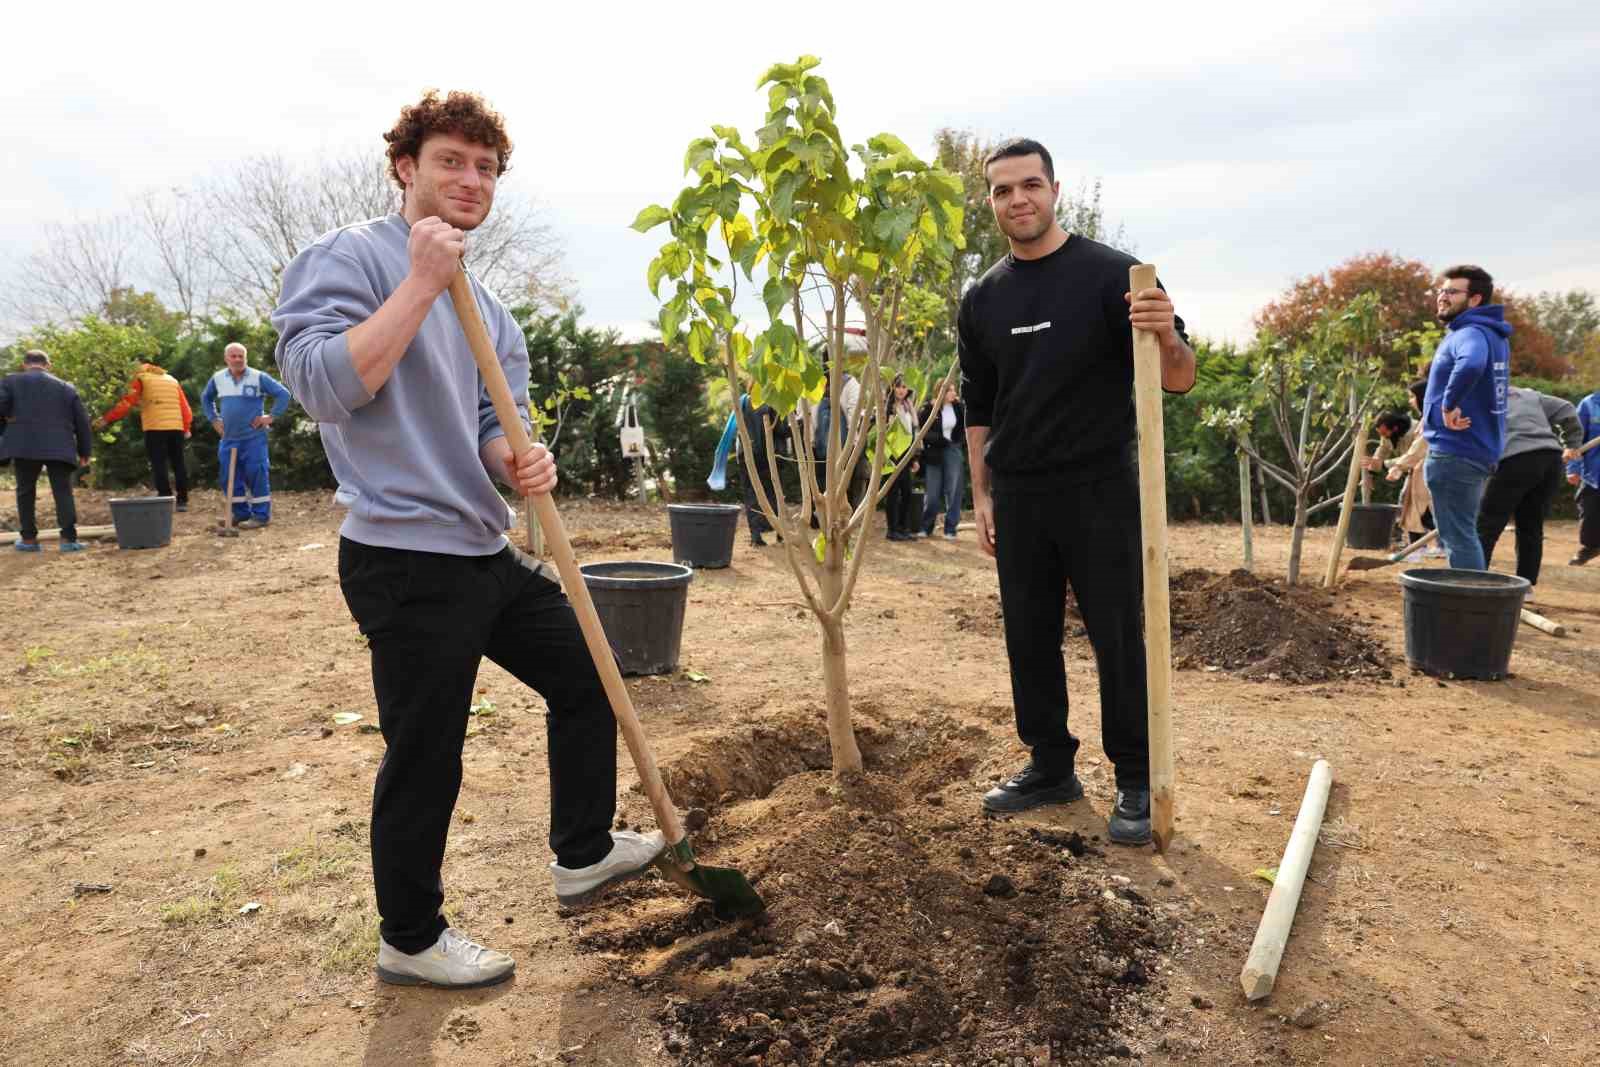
top-left (1237, 437), bottom-right (1254, 572)
top-left (1242, 758), bottom-right (1333, 1001)
top-left (1322, 411), bottom-right (1370, 589)
top-left (1129, 263), bottom-right (1175, 853)
top-left (1520, 608), bottom-right (1566, 637)
top-left (0, 525), bottom-right (115, 546)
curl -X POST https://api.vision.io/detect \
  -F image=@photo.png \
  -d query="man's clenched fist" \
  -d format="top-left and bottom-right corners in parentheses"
top-left (409, 216), bottom-right (466, 296)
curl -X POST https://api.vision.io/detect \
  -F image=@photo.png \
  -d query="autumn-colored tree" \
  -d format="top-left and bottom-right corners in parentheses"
top-left (1499, 294), bottom-right (1565, 378)
top-left (1255, 253), bottom-right (1434, 379)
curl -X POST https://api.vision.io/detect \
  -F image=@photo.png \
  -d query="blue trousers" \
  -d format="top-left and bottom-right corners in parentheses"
top-left (922, 446), bottom-right (966, 535)
top-left (1424, 451), bottom-right (1493, 570)
top-left (219, 436), bottom-right (272, 522)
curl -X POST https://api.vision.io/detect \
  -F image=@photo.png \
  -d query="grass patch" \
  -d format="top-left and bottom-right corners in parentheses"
top-left (160, 863), bottom-right (244, 926)
top-left (24, 645), bottom-right (55, 668)
top-left (49, 721), bottom-right (117, 781)
top-left (49, 650), bottom-right (169, 680)
top-left (319, 901), bottom-right (381, 973)
top-left (272, 835), bottom-right (358, 890)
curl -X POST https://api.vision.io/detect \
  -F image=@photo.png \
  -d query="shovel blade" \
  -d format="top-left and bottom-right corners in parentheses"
top-left (654, 840), bottom-right (765, 919)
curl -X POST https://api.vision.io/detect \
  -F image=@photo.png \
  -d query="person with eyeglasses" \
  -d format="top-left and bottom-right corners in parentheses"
top-left (1419, 265), bottom-right (1512, 570)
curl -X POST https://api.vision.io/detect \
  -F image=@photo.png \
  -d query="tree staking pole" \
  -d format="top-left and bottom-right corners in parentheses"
top-left (1130, 263), bottom-right (1175, 853)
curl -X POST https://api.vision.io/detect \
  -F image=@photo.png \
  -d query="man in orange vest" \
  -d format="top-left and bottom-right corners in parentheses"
top-left (94, 361), bottom-right (194, 511)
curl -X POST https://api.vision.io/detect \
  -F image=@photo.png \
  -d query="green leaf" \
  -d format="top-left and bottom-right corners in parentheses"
top-left (762, 276), bottom-right (795, 322)
top-left (683, 137), bottom-right (717, 175)
top-left (1252, 867), bottom-right (1278, 885)
top-left (646, 254), bottom-right (667, 298)
top-left (682, 669), bottom-right (710, 683)
top-left (713, 182), bottom-right (742, 222)
top-left (630, 204), bottom-right (672, 233)
top-left (874, 207), bottom-right (918, 248)
top-left (332, 711), bottom-right (363, 726)
top-left (687, 320), bottom-right (713, 363)
top-left (812, 533), bottom-right (826, 563)
top-left (771, 171), bottom-right (803, 223)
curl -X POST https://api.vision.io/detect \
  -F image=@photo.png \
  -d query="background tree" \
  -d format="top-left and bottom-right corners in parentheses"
top-left (1529, 289), bottom-right (1600, 365)
top-left (1255, 253), bottom-right (1433, 380)
top-left (4, 151), bottom-right (572, 332)
top-left (1207, 293), bottom-right (1388, 584)
top-left (633, 340), bottom-right (731, 503)
top-left (635, 56), bottom-right (964, 774)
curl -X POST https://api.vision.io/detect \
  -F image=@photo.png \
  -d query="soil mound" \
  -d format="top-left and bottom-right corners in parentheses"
top-left (582, 715), bottom-right (1174, 1065)
top-left (1167, 568), bottom-right (1391, 683)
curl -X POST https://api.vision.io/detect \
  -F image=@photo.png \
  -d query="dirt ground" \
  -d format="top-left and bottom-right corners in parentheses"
top-left (2, 483), bottom-right (1597, 1066)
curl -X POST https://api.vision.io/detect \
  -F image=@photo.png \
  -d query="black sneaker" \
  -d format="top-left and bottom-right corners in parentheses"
top-left (1108, 788), bottom-right (1152, 845)
top-left (1571, 547), bottom-right (1599, 567)
top-left (176, 501), bottom-right (189, 513)
top-left (750, 531), bottom-right (768, 547)
top-left (982, 764), bottom-right (1084, 813)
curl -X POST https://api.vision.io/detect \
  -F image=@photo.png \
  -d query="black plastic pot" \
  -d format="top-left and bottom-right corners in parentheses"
top-left (1398, 568), bottom-right (1530, 680)
top-left (1346, 503), bottom-right (1399, 550)
top-left (109, 496), bottom-right (175, 550)
top-left (580, 561), bottom-right (693, 676)
top-left (667, 503), bottom-right (742, 568)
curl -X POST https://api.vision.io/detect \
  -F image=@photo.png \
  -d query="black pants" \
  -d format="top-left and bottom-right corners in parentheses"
top-left (338, 538), bottom-right (617, 953)
top-left (1578, 484), bottom-right (1600, 550)
top-left (993, 467), bottom-right (1149, 790)
top-left (742, 450), bottom-right (775, 536)
top-left (1477, 449), bottom-right (1562, 584)
top-left (14, 458), bottom-right (78, 542)
top-left (142, 429), bottom-right (189, 504)
top-left (884, 459), bottom-right (915, 534)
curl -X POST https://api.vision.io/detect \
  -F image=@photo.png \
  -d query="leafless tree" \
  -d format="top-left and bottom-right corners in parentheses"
top-left (134, 188), bottom-right (216, 325)
top-left (3, 148), bottom-right (572, 334)
top-left (3, 215), bottom-right (140, 326)
top-left (198, 150), bottom-right (571, 314)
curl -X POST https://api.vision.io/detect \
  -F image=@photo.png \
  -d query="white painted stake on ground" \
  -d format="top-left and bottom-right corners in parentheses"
top-left (1241, 758), bottom-right (1333, 1001)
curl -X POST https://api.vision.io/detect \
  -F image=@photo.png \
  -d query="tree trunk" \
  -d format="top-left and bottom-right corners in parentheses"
top-left (1287, 490), bottom-right (1310, 585)
top-left (816, 517), bottom-right (862, 774)
top-left (818, 614), bottom-right (862, 774)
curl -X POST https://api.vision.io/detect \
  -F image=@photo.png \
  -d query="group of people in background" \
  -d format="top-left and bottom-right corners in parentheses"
top-left (736, 372), bottom-right (971, 548)
top-left (0, 344), bottom-right (291, 550)
top-left (1365, 264), bottom-right (1598, 583)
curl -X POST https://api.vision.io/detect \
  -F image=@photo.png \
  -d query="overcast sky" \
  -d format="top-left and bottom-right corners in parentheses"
top-left (5, 0), bottom-right (1598, 346)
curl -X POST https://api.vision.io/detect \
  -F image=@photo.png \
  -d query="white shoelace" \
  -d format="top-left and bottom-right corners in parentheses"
top-left (441, 928), bottom-right (491, 964)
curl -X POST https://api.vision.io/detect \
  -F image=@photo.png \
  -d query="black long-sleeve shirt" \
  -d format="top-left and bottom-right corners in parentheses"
top-left (958, 235), bottom-right (1188, 486)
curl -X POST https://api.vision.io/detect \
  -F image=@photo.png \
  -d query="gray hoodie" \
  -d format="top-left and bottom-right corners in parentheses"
top-left (272, 214), bottom-right (531, 555)
top-left (1500, 386), bottom-right (1581, 461)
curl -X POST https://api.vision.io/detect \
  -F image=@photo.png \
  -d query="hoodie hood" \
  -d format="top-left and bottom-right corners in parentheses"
top-left (1448, 304), bottom-right (1513, 338)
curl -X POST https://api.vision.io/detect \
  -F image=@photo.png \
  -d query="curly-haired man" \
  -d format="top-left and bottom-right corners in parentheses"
top-left (273, 90), bottom-right (662, 989)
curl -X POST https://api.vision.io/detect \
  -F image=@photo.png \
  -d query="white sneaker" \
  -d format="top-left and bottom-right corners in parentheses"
top-left (550, 829), bottom-right (666, 909)
top-left (376, 927), bottom-right (515, 988)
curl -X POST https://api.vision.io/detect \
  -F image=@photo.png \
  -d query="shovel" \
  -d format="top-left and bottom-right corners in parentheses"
top-left (1346, 528), bottom-right (1438, 571)
top-left (447, 269), bottom-right (764, 920)
top-left (216, 447), bottom-right (240, 538)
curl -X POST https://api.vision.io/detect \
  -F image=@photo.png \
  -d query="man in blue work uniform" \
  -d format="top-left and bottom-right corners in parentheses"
top-left (201, 342), bottom-right (291, 528)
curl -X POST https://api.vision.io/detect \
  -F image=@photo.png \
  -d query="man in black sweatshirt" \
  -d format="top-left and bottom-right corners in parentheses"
top-left (960, 138), bottom-right (1195, 845)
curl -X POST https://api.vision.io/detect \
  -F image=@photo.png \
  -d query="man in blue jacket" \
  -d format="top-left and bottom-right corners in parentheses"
top-left (1420, 265), bottom-right (1512, 570)
top-left (1566, 389), bottom-right (1600, 566)
top-left (0, 350), bottom-right (93, 552)
top-left (200, 343), bottom-right (291, 529)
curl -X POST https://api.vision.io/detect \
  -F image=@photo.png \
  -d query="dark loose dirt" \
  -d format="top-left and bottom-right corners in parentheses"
top-left (958, 568), bottom-right (1393, 685)
top-left (1167, 568), bottom-right (1392, 684)
top-left (576, 713), bottom-right (1175, 1066)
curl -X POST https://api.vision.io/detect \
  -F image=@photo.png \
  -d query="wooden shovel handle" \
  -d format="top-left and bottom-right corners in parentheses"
top-left (446, 271), bottom-right (687, 850)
